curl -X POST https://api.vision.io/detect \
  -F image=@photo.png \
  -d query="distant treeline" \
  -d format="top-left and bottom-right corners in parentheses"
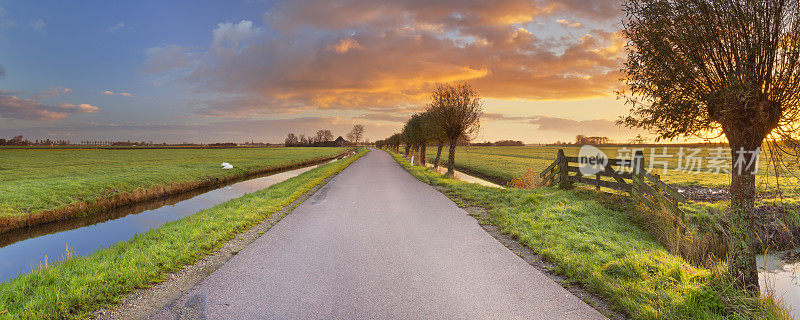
top-left (285, 126), bottom-right (366, 147)
top-left (0, 135), bottom-right (279, 148)
top-left (471, 140), bottom-right (525, 147)
top-left (0, 135), bottom-right (72, 146)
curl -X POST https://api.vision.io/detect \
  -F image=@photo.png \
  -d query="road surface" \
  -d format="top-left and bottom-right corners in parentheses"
top-left (153, 149), bottom-right (605, 319)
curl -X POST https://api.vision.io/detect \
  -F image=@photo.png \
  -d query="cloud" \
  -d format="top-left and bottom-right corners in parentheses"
top-left (482, 113), bottom-right (537, 121)
top-left (211, 20), bottom-right (263, 57)
top-left (140, 44), bottom-right (196, 74)
top-left (34, 86), bottom-right (72, 99)
top-left (557, 19), bottom-right (583, 28)
top-left (0, 64), bottom-right (4, 77)
top-left (106, 22), bottom-right (126, 33)
top-left (100, 90), bottom-right (134, 97)
top-left (528, 116), bottom-right (621, 135)
top-left (353, 112), bottom-right (409, 122)
top-left (0, 91), bottom-right (99, 121)
top-left (29, 19), bottom-right (45, 32)
top-left (176, 0), bottom-right (626, 118)
top-left (326, 37), bottom-right (364, 53)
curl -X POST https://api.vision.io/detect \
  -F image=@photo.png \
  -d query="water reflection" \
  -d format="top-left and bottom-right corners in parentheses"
top-left (758, 249), bottom-right (800, 318)
top-left (0, 164), bottom-right (321, 283)
top-left (423, 163), bottom-right (505, 189)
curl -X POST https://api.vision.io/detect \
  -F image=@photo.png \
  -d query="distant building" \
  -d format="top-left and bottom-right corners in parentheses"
top-left (334, 136), bottom-right (349, 146)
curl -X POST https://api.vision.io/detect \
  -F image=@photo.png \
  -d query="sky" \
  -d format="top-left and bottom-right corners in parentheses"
top-left (0, 0), bottom-right (646, 144)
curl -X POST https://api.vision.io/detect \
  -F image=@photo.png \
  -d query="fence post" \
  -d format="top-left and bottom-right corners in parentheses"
top-left (557, 149), bottom-right (570, 189)
top-left (595, 172), bottom-right (601, 191)
top-left (633, 150), bottom-right (645, 176)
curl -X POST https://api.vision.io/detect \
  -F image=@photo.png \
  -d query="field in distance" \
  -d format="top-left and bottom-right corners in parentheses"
top-left (427, 145), bottom-right (800, 192)
top-left (0, 147), bottom-right (349, 231)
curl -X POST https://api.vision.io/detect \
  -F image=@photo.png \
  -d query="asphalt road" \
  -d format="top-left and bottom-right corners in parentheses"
top-left (153, 149), bottom-right (606, 319)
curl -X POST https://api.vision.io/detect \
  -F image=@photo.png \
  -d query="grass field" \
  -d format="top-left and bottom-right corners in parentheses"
top-left (0, 148), bottom-right (367, 319)
top-left (420, 145), bottom-right (800, 262)
top-left (424, 145), bottom-right (800, 191)
top-left (391, 150), bottom-right (791, 320)
top-left (0, 147), bottom-right (349, 232)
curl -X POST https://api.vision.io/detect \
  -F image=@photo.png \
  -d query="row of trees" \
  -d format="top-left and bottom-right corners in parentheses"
top-left (0, 135), bottom-right (72, 146)
top-left (376, 83), bottom-right (483, 175)
top-left (285, 130), bottom-right (335, 146)
top-left (471, 140), bottom-right (525, 147)
top-left (575, 135), bottom-right (611, 145)
top-left (285, 125), bottom-right (366, 147)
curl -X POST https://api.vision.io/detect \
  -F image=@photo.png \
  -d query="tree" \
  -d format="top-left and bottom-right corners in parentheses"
top-left (402, 113), bottom-right (434, 165)
top-left (285, 133), bottom-right (299, 146)
top-left (347, 124), bottom-right (365, 146)
top-left (315, 130), bottom-right (334, 143)
top-left (429, 83), bottom-right (483, 175)
top-left (619, 0), bottom-right (800, 292)
top-left (424, 106), bottom-right (449, 168)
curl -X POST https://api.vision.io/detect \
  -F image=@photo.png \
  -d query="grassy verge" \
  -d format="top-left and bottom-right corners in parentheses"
top-left (0, 147), bottom-right (349, 232)
top-left (0, 148), bottom-right (367, 319)
top-left (388, 150), bottom-right (789, 320)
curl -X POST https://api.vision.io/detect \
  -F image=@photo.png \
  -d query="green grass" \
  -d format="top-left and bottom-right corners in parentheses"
top-left (424, 145), bottom-right (800, 192)
top-left (0, 147), bottom-right (348, 226)
top-left (390, 150), bottom-right (787, 320)
top-left (0, 148), bottom-right (367, 319)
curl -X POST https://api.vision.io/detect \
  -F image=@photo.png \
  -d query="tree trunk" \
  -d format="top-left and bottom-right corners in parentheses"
top-left (447, 138), bottom-right (457, 176)
top-left (404, 144), bottom-right (410, 157)
top-left (420, 143), bottom-right (427, 166)
top-left (724, 130), bottom-right (763, 293)
top-left (434, 142), bottom-right (444, 168)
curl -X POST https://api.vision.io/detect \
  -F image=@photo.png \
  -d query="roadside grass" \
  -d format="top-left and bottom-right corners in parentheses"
top-left (0, 148), bottom-right (367, 319)
top-left (389, 150), bottom-right (788, 320)
top-left (0, 147), bottom-right (348, 232)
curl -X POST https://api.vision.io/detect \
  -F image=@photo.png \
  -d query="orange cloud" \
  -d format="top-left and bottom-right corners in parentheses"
top-left (163, 0), bottom-right (627, 118)
top-left (0, 90), bottom-right (99, 121)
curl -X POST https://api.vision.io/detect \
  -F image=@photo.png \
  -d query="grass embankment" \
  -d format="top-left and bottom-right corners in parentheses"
top-left (425, 146), bottom-right (800, 256)
top-left (0, 148), bottom-right (367, 319)
top-left (389, 150), bottom-right (789, 320)
top-left (0, 147), bottom-right (349, 232)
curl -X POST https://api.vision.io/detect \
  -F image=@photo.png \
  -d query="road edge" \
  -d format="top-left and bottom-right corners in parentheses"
top-left (92, 149), bottom-right (367, 320)
top-left (384, 149), bottom-right (625, 320)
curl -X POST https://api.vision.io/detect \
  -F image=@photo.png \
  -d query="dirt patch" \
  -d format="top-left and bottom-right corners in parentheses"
top-left (675, 185), bottom-right (783, 202)
top-left (752, 204), bottom-right (799, 251)
top-left (431, 185), bottom-right (626, 320)
top-left (91, 167), bottom-right (343, 320)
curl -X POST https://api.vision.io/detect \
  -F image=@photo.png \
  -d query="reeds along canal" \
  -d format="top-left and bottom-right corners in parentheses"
top-left (0, 160), bottom-right (335, 284)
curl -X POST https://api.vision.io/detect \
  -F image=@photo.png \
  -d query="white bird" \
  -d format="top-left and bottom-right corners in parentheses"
top-left (221, 162), bottom-right (233, 169)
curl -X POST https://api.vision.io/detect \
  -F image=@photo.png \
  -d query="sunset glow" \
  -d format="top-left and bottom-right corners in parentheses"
top-left (0, 0), bottom-right (634, 143)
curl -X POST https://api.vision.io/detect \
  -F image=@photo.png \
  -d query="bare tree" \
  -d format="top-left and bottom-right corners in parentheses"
top-left (620, 0), bottom-right (800, 292)
top-left (347, 124), bottom-right (365, 146)
top-left (429, 83), bottom-right (483, 175)
top-left (315, 130), bottom-right (334, 143)
top-left (285, 133), bottom-right (299, 146)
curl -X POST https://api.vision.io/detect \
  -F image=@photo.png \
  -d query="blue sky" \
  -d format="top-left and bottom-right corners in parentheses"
top-left (0, 0), bottom-right (639, 143)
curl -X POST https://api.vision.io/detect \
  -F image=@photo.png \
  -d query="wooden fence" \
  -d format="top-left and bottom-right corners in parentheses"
top-left (540, 149), bottom-right (689, 254)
